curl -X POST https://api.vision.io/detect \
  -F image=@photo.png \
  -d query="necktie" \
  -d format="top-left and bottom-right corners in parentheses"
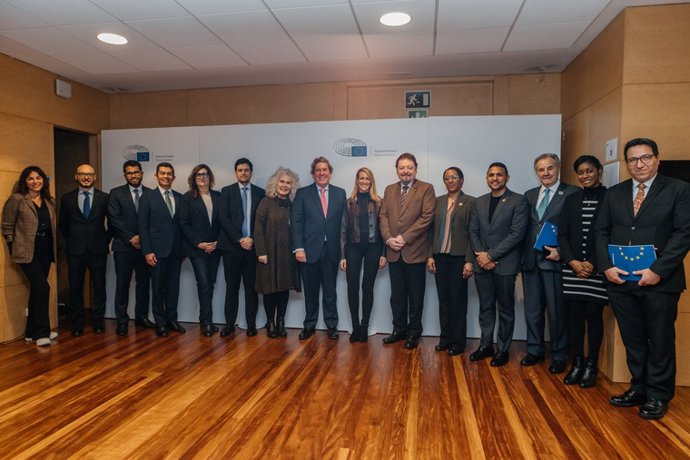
top-left (400, 184), bottom-right (409, 208)
top-left (133, 188), bottom-right (140, 211)
top-left (241, 186), bottom-right (249, 237)
top-left (164, 190), bottom-right (174, 217)
top-left (82, 191), bottom-right (91, 218)
top-left (537, 188), bottom-right (550, 220)
top-left (320, 188), bottom-right (328, 218)
top-left (633, 183), bottom-right (646, 217)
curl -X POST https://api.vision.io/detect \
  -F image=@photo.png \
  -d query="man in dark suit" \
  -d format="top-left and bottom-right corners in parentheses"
top-left (59, 163), bottom-right (110, 336)
top-left (292, 156), bottom-right (346, 340)
top-left (521, 153), bottom-right (578, 373)
top-left (108, 160), bottom-right (154, 336)
top-left (379, 152), bottom-right (435, 349)
top-left (469, 162), bottom-right (529, 366)
top-left (138, 162), bottom-right (185, 338)
top-left (595, 137), bottom-right (690, 420)
top-left (218, 158), bottom-right (266, 337)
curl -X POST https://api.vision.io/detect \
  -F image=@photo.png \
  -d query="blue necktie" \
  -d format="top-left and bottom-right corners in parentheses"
top-left (537, 188), bottom-right (550, 220)
top-left (82, 191), bottom-right (91, 218)
top-left (241, 186), bottom-right (249, 237)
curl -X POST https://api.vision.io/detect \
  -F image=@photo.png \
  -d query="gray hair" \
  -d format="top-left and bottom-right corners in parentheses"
top-left (533, 153), bottom-right (560, 170)
top-left (265, 167), bottom-right (300, 200)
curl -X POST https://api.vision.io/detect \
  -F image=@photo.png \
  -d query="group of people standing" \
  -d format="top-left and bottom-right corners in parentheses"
top-left (2, 137), bottom-right (688, 421)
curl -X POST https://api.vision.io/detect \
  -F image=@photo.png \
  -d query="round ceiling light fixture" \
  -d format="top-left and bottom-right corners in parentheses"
top-left (97, 32), bottom-right (128, 45)
top-left (380, 12), bottom-right (411, 27)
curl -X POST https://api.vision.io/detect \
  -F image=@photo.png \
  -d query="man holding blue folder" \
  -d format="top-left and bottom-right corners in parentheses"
top-left (595, 138), bottom-right (690, 420)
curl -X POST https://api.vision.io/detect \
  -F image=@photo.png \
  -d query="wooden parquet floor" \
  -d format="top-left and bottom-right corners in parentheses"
top-left (0, 321), bottom-right (689, 459)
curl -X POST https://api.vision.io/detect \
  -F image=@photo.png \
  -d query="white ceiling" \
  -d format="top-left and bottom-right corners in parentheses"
top-left (0, 0), bottom-right (685, 93)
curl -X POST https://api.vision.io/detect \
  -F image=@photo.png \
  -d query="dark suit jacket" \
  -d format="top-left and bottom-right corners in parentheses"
top-left (291, 183), bottom-right (346, 264)
top-left (522, 182), bottom-right (578, 272)
top-left (218, 182), bottom-right (266, 251)
top-left (469, 189), bottom-right (529, 275)
top-left (178, 190), bottom-right (221, 258)
top-left (427, 192), bottom-right (476, 263)
top-left (380, 180), bottom-right (436, 264)
top-left (595, 174), bottom-right (690, 293)
top-left (108, 184), bottom-right (151, 253)
top-left (59, 188), bottom-right (110, 256)
top-left (138, 188), bottom-right (183, 259)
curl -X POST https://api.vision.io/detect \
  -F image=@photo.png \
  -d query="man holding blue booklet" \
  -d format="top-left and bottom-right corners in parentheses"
top-left (595, 138), bottom-right (690, 420)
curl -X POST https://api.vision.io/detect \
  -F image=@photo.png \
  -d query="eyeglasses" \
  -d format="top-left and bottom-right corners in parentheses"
top-left (626, 154), bottom-right (656, 166)
top-left (195, 172), bottom-right (210, 178)
top-left (77, 173), bottom-right (95, 178)
top-left (443, 175), bottom-right (460, 181)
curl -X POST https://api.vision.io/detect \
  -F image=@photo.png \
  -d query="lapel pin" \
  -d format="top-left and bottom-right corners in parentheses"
top-left (558, 191), bottom-right (563, 195)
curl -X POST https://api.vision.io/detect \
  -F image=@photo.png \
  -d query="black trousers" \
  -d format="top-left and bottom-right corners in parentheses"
top-left (149, 255), bottom-right (182, 326)
top-left (567, 300), bottom-right (604, 360)
top-left (345, 242), bottom-right (382, 328)
top-left (433, 254), bottom-right (468, 348)
top-left (222, 249), bottom-right (258, 327)
top-left (113, 251), bottom-right (150, 325)
top-left (475, 271), bottom-right (517, 353)
top-left (608, 284), bottom-right (679, 402)
top-left (67, 252), bottom-right (107, 328)
top-left (388, 260), bottom-right (426, 338)
top-left (19, 250), bottom-right (52, 341)
top-left (190, 254), bottom-right (220, 325)
top-left (300, 243), bottom-right (339, 330)
top-left (264, 291), bottom-right (289, 322)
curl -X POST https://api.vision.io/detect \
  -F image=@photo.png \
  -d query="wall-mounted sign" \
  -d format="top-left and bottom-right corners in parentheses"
top-left (405, 90), bottom-right (431, 109)
top-left (408, 110), bottom-right (428, 118)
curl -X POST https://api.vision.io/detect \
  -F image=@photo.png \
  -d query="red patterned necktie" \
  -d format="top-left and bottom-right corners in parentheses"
top-left (633, 183), bottom-right (646, 217)
top-left (320, 187), bottom-right (327, 217)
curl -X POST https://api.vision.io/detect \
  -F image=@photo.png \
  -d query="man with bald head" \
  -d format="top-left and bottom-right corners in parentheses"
top-left (59, 164), bottom-right (111, 336)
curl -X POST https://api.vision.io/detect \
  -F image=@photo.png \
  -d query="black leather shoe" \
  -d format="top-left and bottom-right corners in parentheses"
top-left (167, 321), bottom-right (186, 333)
top-left (469, 346), bottom-right (494, 361)
top-left (350, 325), bottom-right (360, 343)
top-left (638, 398), bottom-right (668, 420)
top-left (116, 324), bottom-right (128, 336)
top-left (358, 326), bottom-right (368, 343)
top-left (404, 337), bottom-right (419, 349)
top-left (71, 328), bottom-right (83, 337)
top-left (93, 324), bottom-right (105, 334)
top-left (202, 324), bottom-right (216, 337)
top-left (491, 352), bottom-right (510, 367)
top-left (156, 326), bottom-right (168, 338)
top-left (327, 327), bottom-right (339, 340)
top-left (448, 344), bottom-right (463, 356)
top-left (247, 324), bottom-right (258, 337)
top-left (135, 317), bottom-right (156, 329)
top-left (563, 356), bottom-right (585, 384)
top-left (520, 353), bottom-right (545, 366)
top-left (548, 359), bottom-right (567, 374)
top-left (383, 330), bottom-right (407, 344)
top-left (267, 320), bottom-right (277, 338)
top-left (579, 359), bottom-right (598, 388)
top-left (610, 389), bottom-right (646, 407)
top-left (435, 343), bottom-right (449, 352)
top-left (298, 328), bottom-right (315, 340)
top-left (220, 326), bottom-right (235, 337)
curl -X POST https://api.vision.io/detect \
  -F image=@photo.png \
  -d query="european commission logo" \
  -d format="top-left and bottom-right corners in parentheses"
top-left (122, 145), bottom-right (150, 162)
top-left (333, 138), bottom-right (367, 157)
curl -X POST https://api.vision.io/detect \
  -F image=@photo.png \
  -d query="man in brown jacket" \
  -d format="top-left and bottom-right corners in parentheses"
top-left (379, 153), bottom-right (435, 349)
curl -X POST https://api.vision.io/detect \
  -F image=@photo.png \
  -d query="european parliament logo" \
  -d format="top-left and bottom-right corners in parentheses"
top-left (122, 145), bottom-right (150, 162)
top-left (333, 138), bottom-right (367, 157)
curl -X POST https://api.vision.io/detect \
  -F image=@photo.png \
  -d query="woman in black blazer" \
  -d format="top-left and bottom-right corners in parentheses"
top-left (557, 155), bottom-right (607, 388)
top-left (1, 166), bottom-right (57, 347)
top-left (178, 164), bottom-right (221, 337)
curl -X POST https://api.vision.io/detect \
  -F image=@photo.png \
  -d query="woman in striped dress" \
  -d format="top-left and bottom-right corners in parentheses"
top-left (558, 155), bottom-right (607, 388)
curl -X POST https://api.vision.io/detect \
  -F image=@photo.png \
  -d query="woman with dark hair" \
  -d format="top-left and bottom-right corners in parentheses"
top-left (339, 167), bottom-right (386, 343)
top-left (254, 167), bottom-right (301, 338)
top-left (426, 166), bottom-right (475, 355)
top-left (178, 164), bottom-right (222, 336)
top-left (558, 154), bottom-right (608, 388)
top-left (2, 166), bottom-right (57, 347)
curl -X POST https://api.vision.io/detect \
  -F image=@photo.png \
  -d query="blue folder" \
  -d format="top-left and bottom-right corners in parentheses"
top-left (607, 244), bottom-right (657, 281)
top-left (534, 221), bottom-right (558, 250)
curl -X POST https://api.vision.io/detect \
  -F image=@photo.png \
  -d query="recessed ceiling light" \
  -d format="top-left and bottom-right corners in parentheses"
top-left (380, 12), bottom-right (411, 27)
top-left (97, 33), bottom-right (128, 45)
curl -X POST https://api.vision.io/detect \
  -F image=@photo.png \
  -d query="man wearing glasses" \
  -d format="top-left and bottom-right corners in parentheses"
top-left (59, 164), bottom-right (110, 336)
top-left (596, 138), bottom-right (690, 420)
top-left (108, 160), bottom-right (154, 336)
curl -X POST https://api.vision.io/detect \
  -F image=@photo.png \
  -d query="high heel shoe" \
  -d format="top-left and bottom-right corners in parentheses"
top-left (267, 319), bottom-right (277, 338)
top-left (276, 317), bottom-right (287, 337)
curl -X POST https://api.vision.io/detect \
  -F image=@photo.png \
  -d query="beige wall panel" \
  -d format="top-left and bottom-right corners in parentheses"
top-left (188, 83), bottom-right (338, 126)
top-left (109, 91), bottom-right (189, 129)
top-left (0, 285), bottom-right (27, 342)
top-left (0, 113), bottom-right (53, 172)
top-left (561, 109), bottom-right (590, 185)
top-left (507, 74), bottom-right (561, 114)
top-left (621, 83), bottom-right (690, 160)
top-left (676, 312), bottom-right (690, 386)
top-left (492, 76), bottom-right (510, 115)
top-left (0, 54), bottom-right (108, 134)
top-left (624, 4), bottom-right (690, 85)
top-left (587, 86), bottom-right (622, 166)
top-left (680, 257), bottom-right (690, 314)
top-left (561, 13), bottom-right (624, 121)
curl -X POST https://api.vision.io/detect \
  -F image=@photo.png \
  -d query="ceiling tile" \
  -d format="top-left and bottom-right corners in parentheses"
top-left (364, 33), bottom-right (433, 58)
top-left (3, 0), bottom-right (116, 26)
top-left (89, 0), bottom-right (188, 21)
top-left (436, 27), bottom-right (510, 54)
top-left (437, 0), bottom-right (522, 30)
top-left (265, 0), bottom-right (348, 7)
top-left (175, 0), bottom-right (266, 16)
top-left (125, 16), bottom-right (222, 48)
top-left (232, 40), bottom-right (306, 65)
top-left (60, 22), bottom-right (159, 51)
top-left (199, 11), bottom-right (288, 44)
top-left (352, 0), bottom-right (436, 35)
top-left (504, 21), bottom-right (591, 51)
top-left (296, 35), bottom-right (368, 62)
top-left (169, 44), bottom-right (247, 69)
top-left (0, 2), bottom-right (48, 30)
top-left (53, 49), bottom-right (138, 74)
top-left (272, 5), bottom-right (360, 38)
top-left (106, 48), bottom-right (191, 71)
top-left (518, 0), bottom-right (610, 25)
top-left (0, 26), bottom-right (96, 55)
